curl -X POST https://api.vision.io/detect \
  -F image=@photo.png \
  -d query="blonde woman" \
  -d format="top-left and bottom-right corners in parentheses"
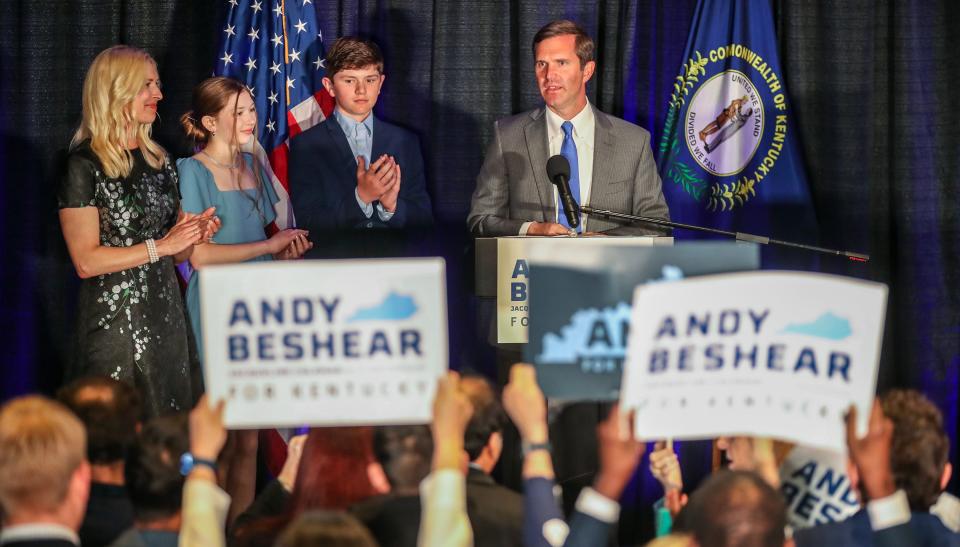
top-left (58, 46), bottom-right (218, 417)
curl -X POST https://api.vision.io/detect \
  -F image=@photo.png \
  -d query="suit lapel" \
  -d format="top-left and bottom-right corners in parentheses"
top-left (523, 109), bottom-right (553, 221)
top-left (370, 115), bottom-right (386, 161)
top-left (325, 117), bottom-right (358, 163)
top-left (588, 106), bottom-right (616, 232)
top-left (324, 117), bottom-right (362, 192)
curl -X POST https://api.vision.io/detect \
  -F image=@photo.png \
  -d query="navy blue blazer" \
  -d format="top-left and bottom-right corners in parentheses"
top-left (288, 115), bottom-right (433, 232)
top-left (523, 477), bottom-right (613, 547)
top-left (795, 509), bottom-right (960, 547)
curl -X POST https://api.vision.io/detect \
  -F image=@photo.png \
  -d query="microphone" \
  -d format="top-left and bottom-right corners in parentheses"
top-left (546, 155), bottom-right (579, 229)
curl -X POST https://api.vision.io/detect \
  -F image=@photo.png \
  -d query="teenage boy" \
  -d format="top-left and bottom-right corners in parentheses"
top-left (289, 37), bottom-right (433, 233)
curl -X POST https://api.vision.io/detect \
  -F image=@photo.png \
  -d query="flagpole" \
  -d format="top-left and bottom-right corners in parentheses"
top-left (579, 206), bottom-right (870, 263)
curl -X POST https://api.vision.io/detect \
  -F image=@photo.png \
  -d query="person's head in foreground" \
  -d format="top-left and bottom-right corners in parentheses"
top-left (874, 388), bottom-right (951, 510)
top-left (275, 510), bottom-right (378, 547)
top-left (460, 374), bottom-right (506, 474)
top-left (372, 424), bottom-right (433, 496)
top-left (290, 426), bottom-right (384, 512)
top-left (57, 375), bottom-right (142, 478)
top-left (125, 413), bottom-right (189, 531)
top-left (680, 470), bottom-right (787, 547)
top-left (0, 396), bottom-right (90, 533)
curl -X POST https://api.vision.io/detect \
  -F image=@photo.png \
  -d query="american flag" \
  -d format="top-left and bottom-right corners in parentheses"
top-left (213, 0), bottom-right (335, 229)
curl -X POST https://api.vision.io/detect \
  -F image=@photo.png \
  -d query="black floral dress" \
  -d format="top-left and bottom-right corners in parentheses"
top-left (58, 141), bottom-right (201, 416)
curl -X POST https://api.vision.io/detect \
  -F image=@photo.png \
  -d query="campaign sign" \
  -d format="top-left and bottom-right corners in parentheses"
top-left (495, 236), bottom-right (670, 343)
top-left (621, 271), bottom-right (887, 452)
top-left (200, 259), bottom-right (448, 428)
top-left (779, 446), bottom-right (859, 529)
top-left (525, 242), bottom-right (758, 401)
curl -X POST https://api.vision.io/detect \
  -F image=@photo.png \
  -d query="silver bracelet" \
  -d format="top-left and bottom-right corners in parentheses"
top-left (145, 238), bottom-right (159, 264)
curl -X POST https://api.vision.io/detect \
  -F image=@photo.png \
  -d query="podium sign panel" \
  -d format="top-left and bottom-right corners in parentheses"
top-left (525, 242), bottom-right (758, 400)
top-left (200, 259), bottom-right (448, 428)
top-left (495, 236), bottom-right (670, 344)
top-left (621, 271), bottom-right (887, 453)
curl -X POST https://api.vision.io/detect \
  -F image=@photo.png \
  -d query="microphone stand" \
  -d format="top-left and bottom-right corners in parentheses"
top-left (578, 205), bottom-right (870, 263)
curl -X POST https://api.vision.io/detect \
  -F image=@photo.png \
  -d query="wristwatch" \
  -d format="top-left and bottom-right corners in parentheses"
top-left (179, 452), bottom-right (218, 476)
top-left (521, 441), bottom-right (552, 457)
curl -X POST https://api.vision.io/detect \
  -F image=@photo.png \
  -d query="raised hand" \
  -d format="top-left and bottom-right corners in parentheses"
top-left (277, 434), bottom-right (307, 492)
top-left (846, 401), bottom-right (896, 501)
top-left (593, 404), bottom-right (645, 500)
top-left (502, 363), bottom-right (548, 444)
top-left (189, 394), bottom-right (227, 462)
top-left (649, 441), bottom-right (683, 492)
top-left (356, 154), bottom-right (398, 204)
top-left (431, 371), bottom-right (474, 471)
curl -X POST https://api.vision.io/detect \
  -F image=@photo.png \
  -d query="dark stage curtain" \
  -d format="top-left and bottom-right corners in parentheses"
top-left (1, 0), bottom-right (958, 540)
top-left (777, 0), bottom-right (960, 489)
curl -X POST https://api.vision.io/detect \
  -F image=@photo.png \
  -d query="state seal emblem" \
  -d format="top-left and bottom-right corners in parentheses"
top-left (686, 70), bottom-right (764, 176)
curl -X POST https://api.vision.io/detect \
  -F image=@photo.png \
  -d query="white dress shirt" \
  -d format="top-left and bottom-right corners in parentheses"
top-left (519, 102), bottom-right (596, 235)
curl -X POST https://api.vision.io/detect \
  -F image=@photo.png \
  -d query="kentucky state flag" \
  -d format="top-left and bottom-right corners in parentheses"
top-left (657, 0), bottom-right (817, 250)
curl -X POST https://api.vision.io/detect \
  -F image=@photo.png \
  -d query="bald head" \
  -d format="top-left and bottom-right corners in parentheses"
top-left (685, 471), bottom-right (786, 547)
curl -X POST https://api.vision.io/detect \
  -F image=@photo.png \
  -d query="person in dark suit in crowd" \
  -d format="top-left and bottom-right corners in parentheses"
top-left (795, 390), bottom-right (960, 547)
top-left (468, 19), bottom-right (669, 237)
top-left (460, 375), bottom-right (524, 547)
top-left (501, 364), bottom-right (644, 547)
top-left (0, 396), bottom-right (90, 547)
top-left (57, 377), bottom-right (141, 547)
top-left (288, 37), bottom-right (433, 234)
top-left (107, 414), bottom-right (190, 547)
top-left (350, 426), bottom-right (433, 547)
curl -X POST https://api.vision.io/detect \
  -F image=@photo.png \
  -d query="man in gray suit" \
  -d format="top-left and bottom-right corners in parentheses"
top-left (468, 19), bottom-right (670, 237)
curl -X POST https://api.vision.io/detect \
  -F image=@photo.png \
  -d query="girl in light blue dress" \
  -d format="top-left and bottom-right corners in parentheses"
top-left (177, 77), bottom-right (312, 361)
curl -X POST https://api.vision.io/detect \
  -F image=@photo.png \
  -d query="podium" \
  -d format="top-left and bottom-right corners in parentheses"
top-left (474, 236), bottom-right (673, 344)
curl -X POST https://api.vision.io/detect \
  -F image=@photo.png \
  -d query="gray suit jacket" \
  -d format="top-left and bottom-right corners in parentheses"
top-left (468, 104), bottom-right (670, 236)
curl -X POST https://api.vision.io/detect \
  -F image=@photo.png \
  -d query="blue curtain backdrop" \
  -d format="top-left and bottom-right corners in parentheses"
top-left (1, 0), bottom-right (958, 541)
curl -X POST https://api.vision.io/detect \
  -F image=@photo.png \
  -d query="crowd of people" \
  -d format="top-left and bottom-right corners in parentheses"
top-left (2, 366), bottom-right (959, 546)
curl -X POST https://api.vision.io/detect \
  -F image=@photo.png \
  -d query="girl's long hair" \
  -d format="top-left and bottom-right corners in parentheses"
top-left (70, 45), bottom-right (166, 178)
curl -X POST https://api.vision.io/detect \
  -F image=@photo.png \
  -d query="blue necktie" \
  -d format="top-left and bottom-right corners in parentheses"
top-left (559, 121), bottom-right (581, 232)
top-left (354, 123), bottom-right (371, 166)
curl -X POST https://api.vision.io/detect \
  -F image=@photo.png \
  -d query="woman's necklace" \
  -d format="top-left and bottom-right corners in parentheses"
top-left (201, 149), bottom-right (240, 170)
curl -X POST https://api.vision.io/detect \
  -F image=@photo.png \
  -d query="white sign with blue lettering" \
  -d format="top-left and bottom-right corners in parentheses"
top-left (779, 446), bottom-right (860, 529)
top-left (620, 271), bottom-right (887, 452)
top-left (200, 259), bottom-right (448, 428)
